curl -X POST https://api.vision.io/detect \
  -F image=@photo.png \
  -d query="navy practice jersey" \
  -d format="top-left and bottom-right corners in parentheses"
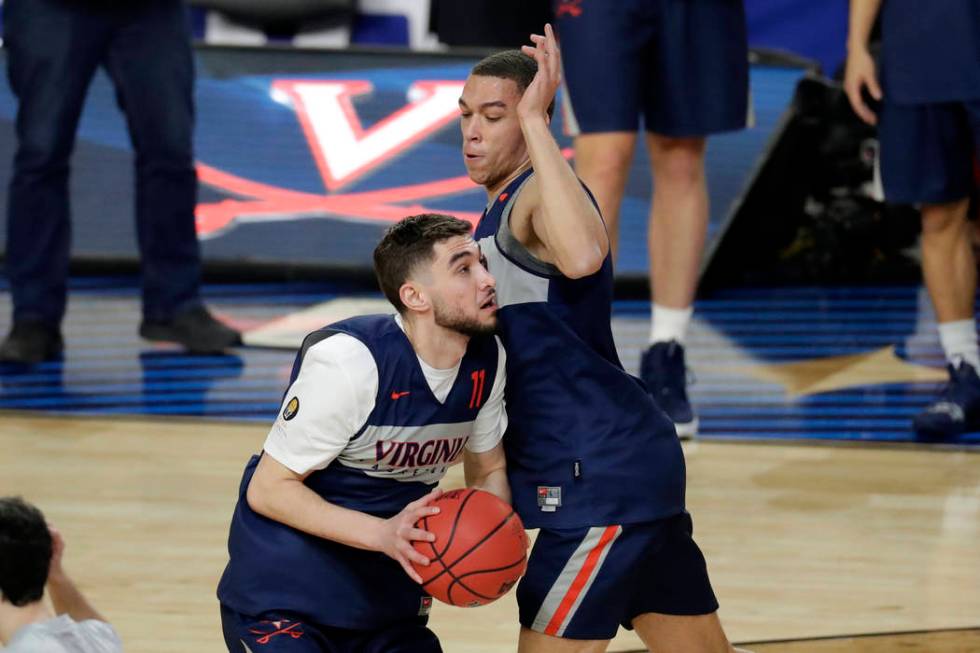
top-left (474, 169), bottom-right (686, 529)
top-left (881, 0), bottom-right (980, 104)
top-left (217, 315), bottom-right (500, 629)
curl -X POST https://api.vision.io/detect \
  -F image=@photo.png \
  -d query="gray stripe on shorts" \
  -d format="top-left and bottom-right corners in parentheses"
top-left (556, 525), bottom-right (622, 636)
top-left (530, 525), bottom-right (623, 636)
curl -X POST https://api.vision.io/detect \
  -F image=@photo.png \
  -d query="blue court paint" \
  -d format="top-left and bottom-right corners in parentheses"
top-left (0, 279), bottom-right (976, 446)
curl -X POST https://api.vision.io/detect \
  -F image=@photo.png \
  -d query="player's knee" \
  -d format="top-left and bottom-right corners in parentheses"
top-left (15, 130), bottom-right (73, 174)
top-left (650, 142), bottom-right (706, 188)
top-left (579, 145), bottom-right (633, 182)
top-left (920, 200), bottom-right (970, 235)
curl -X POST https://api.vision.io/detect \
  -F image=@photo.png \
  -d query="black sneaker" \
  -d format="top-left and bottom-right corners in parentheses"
top-left (0, 321), bottom-right (64, 364)
top-left (139, 306), bottom-right (241, 354)
top-left (640, 340), bottom-right (698, 439)
top-left (913, 359), bottom-right (980, 440)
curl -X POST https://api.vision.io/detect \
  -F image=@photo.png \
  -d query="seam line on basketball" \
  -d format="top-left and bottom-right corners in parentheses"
top-left (421, 509), bottom-right (520, 593)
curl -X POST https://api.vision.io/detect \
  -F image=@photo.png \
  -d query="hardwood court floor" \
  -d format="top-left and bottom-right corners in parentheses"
top-left (746, 629), bottom-right (980, 652)
top-left (1, 414), bottom-right (977, 652)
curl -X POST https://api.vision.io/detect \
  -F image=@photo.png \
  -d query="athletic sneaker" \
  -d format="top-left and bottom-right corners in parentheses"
top-left (640, 340), bottom-right (698, 439)
top-left (0, 321), bottom-right (64, 364)
top-left (913, 359), bottom-right (980, 440)
top-left (140, 306), bottom-right (240, 354)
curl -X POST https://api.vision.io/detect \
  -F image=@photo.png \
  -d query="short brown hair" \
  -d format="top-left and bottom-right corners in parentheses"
top-left (471, 50), bottom-right (555, 119)
top-left (374, 214), bottom-right (473, 313)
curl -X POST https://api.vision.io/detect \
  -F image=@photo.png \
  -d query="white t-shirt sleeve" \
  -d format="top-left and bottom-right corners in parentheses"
top-left (263, 334), bottom-right (378, 475)
top-left (467, 337), bottom-right (508, 454)
top-left (77, 620), bottom-right (123, 653)
top-left (5, 617), bottom-right (122, 653)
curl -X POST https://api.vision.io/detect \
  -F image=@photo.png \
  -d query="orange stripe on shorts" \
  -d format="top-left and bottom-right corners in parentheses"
top-left (543, 525), bottom-right (620, 636)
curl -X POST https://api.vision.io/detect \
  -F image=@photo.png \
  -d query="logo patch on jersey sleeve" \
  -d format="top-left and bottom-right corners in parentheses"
top-left (419, 596), bottom-right (433, 616)
top-left (282, 396), bottom-right (300, 421)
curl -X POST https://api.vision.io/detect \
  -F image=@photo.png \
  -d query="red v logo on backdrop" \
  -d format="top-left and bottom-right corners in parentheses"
top-left (271, 80), bottom-right (465, 191)
top-left (194, 78), bottom-right (479, 237)
top-left (193, 78), bottom-right (570, 238)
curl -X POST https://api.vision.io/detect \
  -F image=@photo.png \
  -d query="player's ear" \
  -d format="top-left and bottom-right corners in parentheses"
top-left (399, 281), bottom-right (429, 315)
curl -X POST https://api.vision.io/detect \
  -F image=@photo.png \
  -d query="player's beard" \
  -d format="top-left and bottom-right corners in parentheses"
top-left (433, 299), bottom-right (496, 338)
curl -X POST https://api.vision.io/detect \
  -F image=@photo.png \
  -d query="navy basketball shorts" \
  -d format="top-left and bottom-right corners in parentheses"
top-left (555, 0), bottom-right (749, 137)
top-left (220, 606), bottom-right (442, 653)
top-left (517, 513), bottom-right (719, 640)
top-left (878, 99), bottom-right (980, 205)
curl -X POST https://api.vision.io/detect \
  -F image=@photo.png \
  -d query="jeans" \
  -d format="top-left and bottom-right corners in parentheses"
top-left (4, 0), bottom-right (202, 324)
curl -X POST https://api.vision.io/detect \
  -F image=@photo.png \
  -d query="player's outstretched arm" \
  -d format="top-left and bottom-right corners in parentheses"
top-left (844, 0), bottom-right (883, 125)
top-left (464, 443), bottom-right (511, 504)
top-left (247, 453), bottom-right (441, 583)
top-left (517, 23), bottom-right (608, 278)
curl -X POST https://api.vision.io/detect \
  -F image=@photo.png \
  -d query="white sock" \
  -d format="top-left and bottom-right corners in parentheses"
top-left (938, 319), bottom-right (980, 370)
top-left (650, 303), bottom-right (693, 345)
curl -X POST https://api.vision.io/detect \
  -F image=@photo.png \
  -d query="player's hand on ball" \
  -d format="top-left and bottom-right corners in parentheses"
top-left (379, 487), bottom-right (442, 584)
top-left (408, 488), bottom-right (528, 606)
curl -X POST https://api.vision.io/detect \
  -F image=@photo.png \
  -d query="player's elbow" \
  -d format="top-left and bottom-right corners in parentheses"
top-left (245, 473), bottom-right (275, 518)
top-left (558, 247), bottom-right (605, 279)
top-left (245, 479), bottom-right (263, 514)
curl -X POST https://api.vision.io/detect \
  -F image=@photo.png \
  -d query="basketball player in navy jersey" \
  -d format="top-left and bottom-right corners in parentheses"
top-left (217, 214), bottom-right (509, 653)
top-left (555, 0), bottom-right (749, 440)
top-left (461, 26), bottom-right (746, 653)
top-left (846, 0), bottom-right (980, 440)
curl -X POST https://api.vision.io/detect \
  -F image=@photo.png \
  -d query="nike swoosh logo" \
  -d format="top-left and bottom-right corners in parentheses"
top-left (391, 391), bottom-right (411, 400)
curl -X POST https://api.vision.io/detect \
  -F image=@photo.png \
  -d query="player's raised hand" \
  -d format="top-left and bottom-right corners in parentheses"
top-left (844, 46), bottom-right (882, 125)
top-left (518, 23), bottom-right (561, 122)
top-left (47, 523), bottom-right (67, 580)
top-left (378, 487), bottom-right (442, 584)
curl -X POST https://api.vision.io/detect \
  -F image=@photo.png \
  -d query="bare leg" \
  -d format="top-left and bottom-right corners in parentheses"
top-left (633, 612), bottom-right (748, 653)
top-left (518, 627), bottom-right (610, 653)
top-left (912, 198), bottom-right (980, 439)
top-left (572, 132), bottom-right (638, 258)
top-left (646, 134), bottom-right (709, 310)
top-left (517, 627), bottom-right (609, 653)
top-left (920, 199), bottom-right (974, 323)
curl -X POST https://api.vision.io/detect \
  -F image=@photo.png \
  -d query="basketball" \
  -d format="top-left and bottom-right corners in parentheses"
top-left (412, 488), bottom-right (529, 607)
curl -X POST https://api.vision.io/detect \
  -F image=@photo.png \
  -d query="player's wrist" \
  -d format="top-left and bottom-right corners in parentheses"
top-left (518, 111), bottom-right (549, 128)
top-left (846, 37), bottom-right (869, 53)
top-left (365, 516), bottom-right (389, 553)
top-left (46, 568), bottom-right (71, 588)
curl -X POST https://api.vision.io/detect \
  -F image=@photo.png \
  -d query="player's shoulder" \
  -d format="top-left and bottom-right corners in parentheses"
top-left (469, 333), bottom-right (506, 365)
top-left (507, 173), bottom-right (541, 239)
top-left (294, 331), bottom-right (379, 402)
top-left (304, 331), bottom-right (376, 372)
top-left (513, 171), bottom-right (541, 211)
top-left (493, 335), bottom-right (507, 367)
top-left (77, 619), bottom-right (123, 651)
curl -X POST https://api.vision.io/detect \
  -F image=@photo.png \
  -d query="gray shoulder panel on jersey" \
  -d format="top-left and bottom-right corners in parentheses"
top-left (478, 173), bottom-right (556, 308)
top-left (497, 174), bottom-right (562, 277)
